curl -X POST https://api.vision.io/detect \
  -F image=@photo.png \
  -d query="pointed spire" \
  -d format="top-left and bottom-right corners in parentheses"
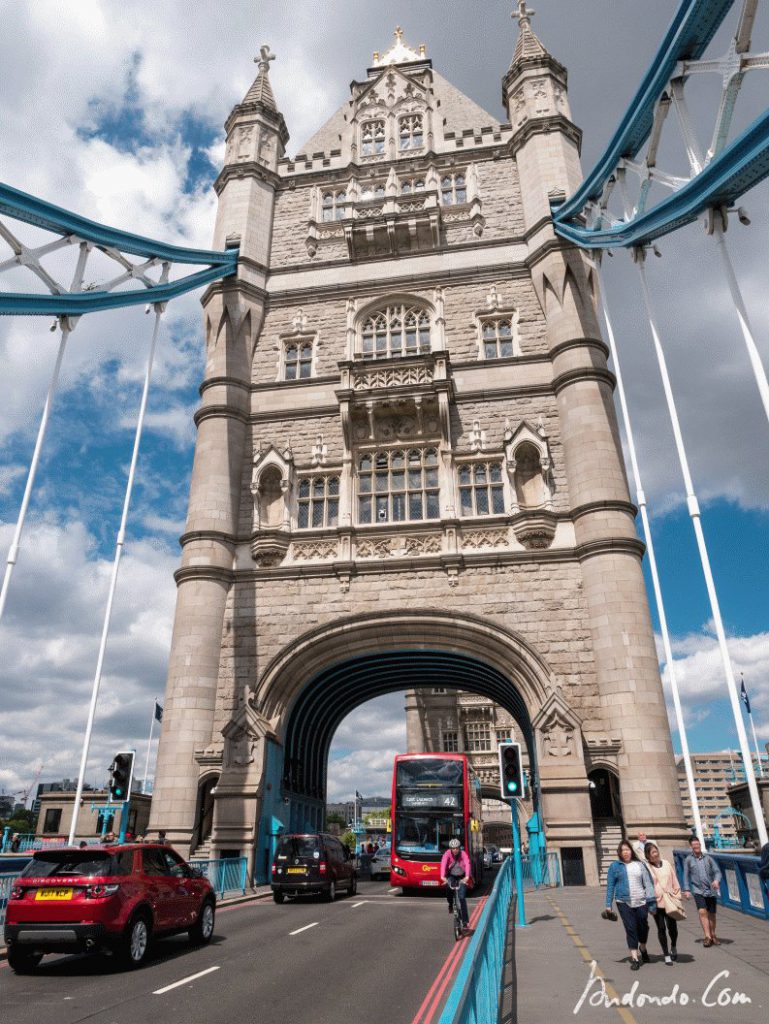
top-left (510, 2), bottom-right (548, 66)
top-left (244, 44), bottom-right (278, 109)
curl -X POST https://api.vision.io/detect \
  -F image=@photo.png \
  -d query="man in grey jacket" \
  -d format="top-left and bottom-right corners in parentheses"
top-left (682, 835), bottom-right (722, 947)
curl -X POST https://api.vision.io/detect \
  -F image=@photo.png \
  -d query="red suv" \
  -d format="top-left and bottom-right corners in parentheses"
top-left (4, 844), bottom-right (216, 973)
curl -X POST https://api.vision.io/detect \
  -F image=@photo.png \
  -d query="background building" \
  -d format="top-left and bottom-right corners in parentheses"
top-left (35, 790), bottom-right (151, 841)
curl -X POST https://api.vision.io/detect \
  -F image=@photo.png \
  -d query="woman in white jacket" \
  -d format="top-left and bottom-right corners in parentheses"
top-left (644, 841), bottom-right (682, 965)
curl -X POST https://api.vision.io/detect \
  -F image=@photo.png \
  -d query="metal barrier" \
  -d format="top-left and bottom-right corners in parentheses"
top-left (520, 852), bottom-right (561, 890)
top-left (1, 833), bottom-right (42, 853)
top-left (439, 857), bottom-right (512, 1024)
top-left (189, 856), bottom-right (248, 898)
top-left (673, 849), bottom-right (769, 921)
top-left (0, 873), bottom-right (19, 928)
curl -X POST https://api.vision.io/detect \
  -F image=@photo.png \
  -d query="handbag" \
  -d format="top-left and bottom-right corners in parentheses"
top-left (661, 889), bottom-right (686, 921)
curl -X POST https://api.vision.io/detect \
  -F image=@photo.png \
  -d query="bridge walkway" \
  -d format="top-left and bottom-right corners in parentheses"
top-left (508, 886), bottom-right (768, 1024)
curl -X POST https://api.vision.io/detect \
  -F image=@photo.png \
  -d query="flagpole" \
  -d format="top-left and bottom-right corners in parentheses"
top-left (142, 701), bottom-right (156, 795)
top-left (749, 715), bottom-right (764, 778)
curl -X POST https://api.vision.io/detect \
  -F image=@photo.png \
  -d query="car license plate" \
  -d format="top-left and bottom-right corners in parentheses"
top-left (420, 880), bottom-right (440, 887)
top-left (35, 888), bottom-right (73, 901)
top-left (286, 867), bottom-right (305, 874)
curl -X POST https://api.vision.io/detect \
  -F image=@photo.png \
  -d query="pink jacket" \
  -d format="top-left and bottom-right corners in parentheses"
top-left (441, 848), bottom-right (472, 880)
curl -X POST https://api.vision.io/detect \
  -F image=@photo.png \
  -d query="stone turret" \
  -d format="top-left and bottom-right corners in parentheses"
top-left (149, 49), bottom-right (289, 855)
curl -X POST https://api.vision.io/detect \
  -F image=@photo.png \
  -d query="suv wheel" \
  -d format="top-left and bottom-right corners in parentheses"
top-left (349, 875), bottom-right (357, 896)
top-left (7, 949), bottom-right (43, 974)
top-left (273, 890), bottom-right (285, 904)
top-left (323, 880), bottom-right (336, 903)
top-left (189, 900), bottom-right (215, 945)
top-left (122, 912), bottom-right (151, 969)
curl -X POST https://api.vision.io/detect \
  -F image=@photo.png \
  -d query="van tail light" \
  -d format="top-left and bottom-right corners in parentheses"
top-left (319, 861), bottom-right (327, 874)
top-left (10, 886), bottom-right (23, 900)
top-left (271, 863), bottom-right (278, 875)
top-left (85, 884), bottom-right (120, 899)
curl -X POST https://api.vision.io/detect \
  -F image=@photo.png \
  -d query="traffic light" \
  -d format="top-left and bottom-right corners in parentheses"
top-left (109, 751), bottom-right (135, 802)
top-left (498, 742), bottom-right (525, 800)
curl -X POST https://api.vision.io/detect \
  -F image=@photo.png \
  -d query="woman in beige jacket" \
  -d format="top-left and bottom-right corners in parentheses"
top-left (644, 842), bottom-right (682, 965)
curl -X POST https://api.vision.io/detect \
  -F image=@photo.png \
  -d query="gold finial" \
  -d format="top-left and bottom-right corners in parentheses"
top-left (419, 44), bottom-right (427, 56)
top-left (394, 25), bottom-right (404, 43)
top-left (512, 1), bottom-right (535, 28)
top-left (255, 44), bottom-right (276, 72)
top-left (373, 50), bottom-right (380, 62)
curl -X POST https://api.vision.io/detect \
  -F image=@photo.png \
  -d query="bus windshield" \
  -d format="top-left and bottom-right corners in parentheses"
top-left (396, 758), bottom-right (464, 788)
top-left (395, 812), bottom-right (463, 861)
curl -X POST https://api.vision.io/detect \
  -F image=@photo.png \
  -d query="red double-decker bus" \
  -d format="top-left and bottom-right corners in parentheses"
top-left (389, 753), bottom-right (483, 892)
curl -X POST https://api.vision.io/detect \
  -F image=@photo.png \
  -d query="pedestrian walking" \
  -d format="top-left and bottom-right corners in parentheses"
top-left (644, 842), bottom-right (684, 965)
top-left (632, 831), bottom-right (656, 859)
top-left (682, 835), bottom-right (722, 947)
top-left (604, 839), bottom-right (657, 970)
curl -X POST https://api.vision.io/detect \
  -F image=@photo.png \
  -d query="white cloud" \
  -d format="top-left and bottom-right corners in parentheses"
top-left (327, 692), bottom-right (408, 801)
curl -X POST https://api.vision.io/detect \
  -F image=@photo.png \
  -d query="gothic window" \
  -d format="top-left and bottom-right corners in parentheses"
top-left (398, 114), bottom-right (424, 151)
top-left (513, 442), bottom-right (546, 509)
top-left (401, 178), bottom-right (426, 194)
top-left (297, 475), bottom-right (340, 529)
top-left (432, 688), bottom-right (447, 694)
top-left (321, 190), bottom-right (348, 222)
top-left (496, 729), bottom-right (512, 744)
top-left (458, 462), bottom-right (505, 516)
top-left (283, 339), bottom-right (313, 380)
top-left (442, 731), bottom-right (459, 753)
top-left (360, 304), bottom-right (431, 359)
top-left (441, 173), bottom-right (467, 205)
top-left (464, 722), bottom-right (491, 752)
top-left (357, 448), bottom-right (440, 524)
top-left (361, 119), bottom-right (386, 157)
top-left (480, 317), bottom-right (516, 359)
top-left (360, 182), bottom-right (386, 201)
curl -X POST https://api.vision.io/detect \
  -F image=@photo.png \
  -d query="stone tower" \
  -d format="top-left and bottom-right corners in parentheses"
top-left (150, 18), bottom-right (686, 884)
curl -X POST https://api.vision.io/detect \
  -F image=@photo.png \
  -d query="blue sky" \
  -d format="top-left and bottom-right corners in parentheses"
top-left (0, 1), bottom-right (768, 804)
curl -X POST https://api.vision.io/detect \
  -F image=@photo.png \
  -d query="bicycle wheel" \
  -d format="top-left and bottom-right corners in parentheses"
top-left (453, 903), bottom-right (463, 941)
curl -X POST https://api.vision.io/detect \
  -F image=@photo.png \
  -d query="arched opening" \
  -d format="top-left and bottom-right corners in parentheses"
top-left (278, 650), bottom-right (538, 835)
top-left (257, 467), bottom-right (284, 528)
top-left (513, 441), bottom-right (545, 509)
top-left (194, 774), bottom-right (219, 852)
top-left (589, 767), bottom-right (624, 882)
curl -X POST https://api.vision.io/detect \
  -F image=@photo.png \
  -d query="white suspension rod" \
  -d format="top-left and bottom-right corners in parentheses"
top-left (0, 324), bottom-right (71, 624)
top-left (142, 700), bottom-right (156, 795)
top-left (69, 309), bottom-right (163, 845)
top-left (711, 220), bottom-right (769, 428)
top-left (594, 258), bottom-right (704, 845)
top-left (635, 253), bottom-right (768, 848)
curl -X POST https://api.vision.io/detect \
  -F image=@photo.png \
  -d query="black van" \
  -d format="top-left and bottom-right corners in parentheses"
top-left (271, 833), bottom-right (357, 903)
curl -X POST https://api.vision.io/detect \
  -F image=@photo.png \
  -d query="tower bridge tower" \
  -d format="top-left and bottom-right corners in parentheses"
top-left (150, 18), bottom-right (686, 884)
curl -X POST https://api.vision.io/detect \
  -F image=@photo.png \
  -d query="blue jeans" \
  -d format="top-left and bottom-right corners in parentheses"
top-left (448, 881), bottom-right (469, 926)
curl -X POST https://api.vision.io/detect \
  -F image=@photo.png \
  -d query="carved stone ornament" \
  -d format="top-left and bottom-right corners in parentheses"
top-left (221, 699), bottom-right (273, 771)
top-left (511, 510), bottom-right (557, 550)
top-left (291, 539), bottom-right (338, 562)
top-left (460, 529), bottom-right (509, 551)
top-left (532, 689), bottom-right (585, 765)
top-left (356, 534), bottom-right (442, 559)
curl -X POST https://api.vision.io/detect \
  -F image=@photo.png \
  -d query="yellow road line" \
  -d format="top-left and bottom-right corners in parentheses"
top-left (546, 896), bottom-right (638, 1024)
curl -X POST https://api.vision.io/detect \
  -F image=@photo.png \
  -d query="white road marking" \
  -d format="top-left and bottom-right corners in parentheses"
top-left (153, 965), bottom-right (220, 995)
top-left (388, 887), bottom-right (400, 894)
top-left (289, 921), bottom-right (319, 936)
top-left (351, 901), bottom-right (366, 907)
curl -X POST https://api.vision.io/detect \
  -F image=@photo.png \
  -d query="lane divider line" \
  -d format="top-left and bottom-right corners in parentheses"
top-left (351, 901), bottom-right (366, 908)
top-left (546, 897), bottom-right (638, 1024)
top-left (153, 965), bottom-right (220, 995)
top-left (289, 921), bottom-right (319, 936)
top-left (411, 896), bottom-right (487, 1024)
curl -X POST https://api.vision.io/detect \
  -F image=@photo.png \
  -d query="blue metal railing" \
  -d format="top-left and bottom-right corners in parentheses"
top-left (438, 853), bottom-right (562, 1024)
top-left (189, 856), bottom-right (249, 898)
top-left (0, 873), bottom-right (19, 928)
top-left (673, 849), bottom-right (769, 921)
top-left (439, 858), bottom-right (512, 1024)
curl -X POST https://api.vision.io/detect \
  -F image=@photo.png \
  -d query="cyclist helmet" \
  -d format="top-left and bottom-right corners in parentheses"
top-left (449, 838), bottom-right (461, 850)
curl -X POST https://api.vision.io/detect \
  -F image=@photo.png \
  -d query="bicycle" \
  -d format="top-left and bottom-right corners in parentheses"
top-left (447, 878), bottom-right (466, 941)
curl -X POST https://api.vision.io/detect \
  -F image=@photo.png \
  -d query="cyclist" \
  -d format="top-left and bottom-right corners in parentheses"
top-left (440, 838), bottom-right (471, 931)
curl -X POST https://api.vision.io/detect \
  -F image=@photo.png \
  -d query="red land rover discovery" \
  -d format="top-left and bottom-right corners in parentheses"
top-left (4, 843), bottom-right (216, 973)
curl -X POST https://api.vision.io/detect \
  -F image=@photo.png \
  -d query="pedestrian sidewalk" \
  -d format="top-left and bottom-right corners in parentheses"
top-left (509, 886), bottom-right (768, 1024)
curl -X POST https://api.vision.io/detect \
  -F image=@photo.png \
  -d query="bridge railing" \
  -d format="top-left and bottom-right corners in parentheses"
top-left (520, 851), bottom-right (561, 889)
top-left (189, 856), bottom-right (248, 898)
top-left (0, 873), bottom-right (18, 928)
top-left (673, 849), bottom-right (769, 921)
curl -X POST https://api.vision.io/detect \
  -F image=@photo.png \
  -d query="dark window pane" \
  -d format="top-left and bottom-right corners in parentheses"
top-left (490, 464), bottom-right (503, 483)
top-left (425, 468), bottom-right (439, 489)
top-left (391, 471), bottom-right (405, 490)
top-left (500, 340), bottom-right (514, 357)
top-left (376, 495), bottom-right (389, 521)
top-left (327, 500), bottom-right (339, 526)
top-left (474, 464), bottom-right (487, 485)
top-left (408, 470), bottom-right (422, 490)
top-left (409, 494), bottom-right (423, 520)
top-left (375, 472), bottom-right (389, 493)
top-left (312, 503), bottom-right (324, 527)
top-left (459, 465), bottom-right (471, 485)
top-left (484, 342), bottom-right (497, 359)
top-left (491, 487), bottom-right (505, 514)
top-left (426, 492), bottom-right (440, 518)
top-left (299, 362), bottom-right (312, 378)
top-left (285, 364), bottom-right (297, 380)
top-left (298, 504), bottom-right (309, 529)
top-left (313, 479), bottom-right (325, 497)
top-left (392, 451), bottom-right (405, 469)
top-left (359, 498), bottom-right (372, 523)
top-left (299, 480), bottom-right (310, 498)
top-left (460, 488), bottom-right (473, 515)
top-left (392, 493), bottom-right (406, 521)
top-left (476, 489), bottom-right (490, 515)
top-left (358, 474), bottom-right (371, 493)
top-left (328, 477), bottom-right (340, 496)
